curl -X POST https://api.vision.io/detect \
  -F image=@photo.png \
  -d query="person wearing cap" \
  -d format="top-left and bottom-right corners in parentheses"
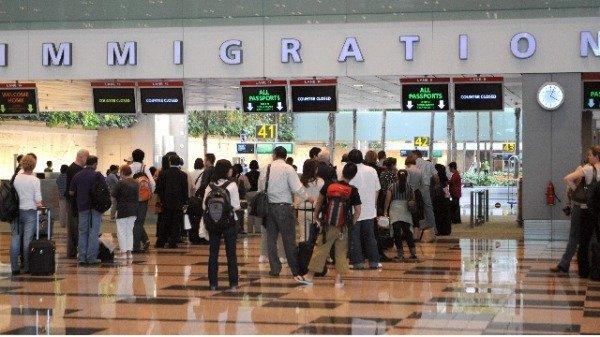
top-left (258, 146), bottom-right (315, 285)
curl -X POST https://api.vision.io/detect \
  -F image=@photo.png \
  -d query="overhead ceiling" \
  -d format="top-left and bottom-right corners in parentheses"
top-left (19, 75), bottom-right (521, 113)
top-left (0, 0), bottom-right (598, 29)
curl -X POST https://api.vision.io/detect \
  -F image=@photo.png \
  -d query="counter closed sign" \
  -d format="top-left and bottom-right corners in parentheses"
top-left (454, 83), bottom-right (504, 111)
top-left (402, 84), bottom-right (449, 111)
top-left (584, 81), bottom-right (600, 110)
top-left (140, 87), bottom-right (184, 114)
top-left (0, 89), bottom-right (37, 115)
top-left (93, 88), bottom-right (136, 114)
top-left (242, 86), bottom-right (287, 113)
top-left (291, 85), bottom-right (337, 112)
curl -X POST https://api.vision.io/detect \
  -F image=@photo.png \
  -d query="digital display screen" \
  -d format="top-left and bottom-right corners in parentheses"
top-left (584, 81), bottom-right (600, 110)
top-left (256, 142), bottom-right (294, 154)
top-left (0, 89), bottom-right (37, 115)
top-left (291, 85), bottom-right (337, 112)
top-left (454, 82), bottom-right (504, 111)
top-left (140, 87), bottom-right (184, 114)
top-left (236, 143), bottom-right (256, 154)
top-left (402, 84), bottom-right (449, 111)
top-left (93, 88), bottom-right (136, 114)
top-left (242, 86), bottom-right (287, 113)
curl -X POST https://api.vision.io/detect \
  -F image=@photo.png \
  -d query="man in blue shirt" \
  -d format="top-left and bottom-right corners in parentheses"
top-left (70, 156), bottom-right (107, 265)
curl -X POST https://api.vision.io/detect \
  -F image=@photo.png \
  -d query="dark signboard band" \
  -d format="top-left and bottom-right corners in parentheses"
top-left (584, 81), bottom-right (600, 110)
top-left (140, 87), bottom-right (184, 114)
top-left (454, 82), bottom-right (504, 111)
top-left (93, 88), bottom-right (136, 114)
top-left (0, 88), bottom-right (37, 115)
top-left (291, 85), bottom-right (337, 112)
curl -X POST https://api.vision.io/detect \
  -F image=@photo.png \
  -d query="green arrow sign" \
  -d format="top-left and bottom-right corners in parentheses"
top-left (0, 105), bottom-right (5, 113)
top-left (27, 104), bottom-right (33, 113)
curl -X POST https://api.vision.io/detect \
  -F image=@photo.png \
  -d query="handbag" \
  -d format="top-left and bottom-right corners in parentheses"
top-left (248, 165), bottom-right (270, 219)
top-left (376, 216), bottom-right (390, 229)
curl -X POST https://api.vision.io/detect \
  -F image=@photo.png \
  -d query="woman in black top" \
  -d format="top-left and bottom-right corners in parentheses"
top-left (245, 160), bottom-right (260, 192)
top-left (433, 164), bottom-right (452, 236)
top-left (112, 165), bottom-right (140, 259)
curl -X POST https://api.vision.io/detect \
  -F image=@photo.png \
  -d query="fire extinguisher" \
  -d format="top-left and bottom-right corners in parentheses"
top-left (546, 181), bottom-right (561, 206)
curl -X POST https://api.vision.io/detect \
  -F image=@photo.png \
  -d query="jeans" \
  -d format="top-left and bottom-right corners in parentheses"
top-left (163, 208), bottom-right (183, 247)
top-left (419, 186), bottom-right (436, 230)
top-left (116, 216), bottom-right (136, 253)
top-left (133, 201), bottom-right (149, 251)
top-left (392, 221), bottom-right (416, 257)
top-left (58, 198), bottom-right (68, 228)
top-left (350, 219), bottom-right (380, 267)
top-left (188, 211), bottom-right (201, 243)
top-left (260, 224), bottom-right (284, 257)
top-left (10, 210), bottom-right (36, 272)
top-left (450, 197), bottom-right (461, 224)
top-left (266, 204), bottom-right (300, 276)
top-left (77, 209), bottom-right (102, 263)
top-left (109, 197), bottom-right (117, 220)
top-left (208, 225), bottom-right (239, 288)
top-left (66, 204), bottom-right (79, 258)
top-left (558, 204), bottom-right (581, 271)
top-left (577, 208), bottom-right (598, 277)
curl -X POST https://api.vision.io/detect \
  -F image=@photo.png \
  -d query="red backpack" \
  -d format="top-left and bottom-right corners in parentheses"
top-left (324, 182), bottom-right (353, 229)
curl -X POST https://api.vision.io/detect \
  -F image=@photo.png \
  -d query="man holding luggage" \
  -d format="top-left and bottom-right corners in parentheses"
top-left (70, 155), bottom-right (106, 265)
top-left (259, 146), bottom-right (315, 285)
top-left (65, 149), bottom-right (89, 258)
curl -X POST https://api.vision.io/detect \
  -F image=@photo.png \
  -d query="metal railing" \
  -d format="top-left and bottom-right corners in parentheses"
top-left (470, 189), bottom-right (490, 228)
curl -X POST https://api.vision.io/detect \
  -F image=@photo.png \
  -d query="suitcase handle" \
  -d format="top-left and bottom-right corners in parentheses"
top-left (36, 207), bottom-right (51, 240)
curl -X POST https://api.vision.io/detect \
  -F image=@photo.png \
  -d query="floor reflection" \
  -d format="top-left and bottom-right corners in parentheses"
top-left (0, 235), bottom-right (598, 335)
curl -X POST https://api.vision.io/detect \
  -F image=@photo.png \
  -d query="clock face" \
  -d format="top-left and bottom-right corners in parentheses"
top-left (537, 82), bottom-right (565, 110)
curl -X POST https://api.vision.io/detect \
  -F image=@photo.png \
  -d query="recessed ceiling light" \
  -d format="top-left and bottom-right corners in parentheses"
top-left (353, 84), bottom-right (364, 88)
top-left (229, 86), bottom-right (240, 89)
top-left (373, 90), bottom-right (380, 93)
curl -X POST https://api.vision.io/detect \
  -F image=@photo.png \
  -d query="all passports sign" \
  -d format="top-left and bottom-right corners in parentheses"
top-left (241, 80), bottom-right (287, 113)
top-left (401, 78), bottom-right (449, 112)
top-left (583, 74), bottom-right (600, 110)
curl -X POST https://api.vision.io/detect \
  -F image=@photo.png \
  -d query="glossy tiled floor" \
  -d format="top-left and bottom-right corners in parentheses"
top-left (0, 231), bottom-right (599, 335)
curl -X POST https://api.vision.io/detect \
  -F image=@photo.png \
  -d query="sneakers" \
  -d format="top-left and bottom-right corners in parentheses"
top-left (258, 255), bottom-right (268, 263)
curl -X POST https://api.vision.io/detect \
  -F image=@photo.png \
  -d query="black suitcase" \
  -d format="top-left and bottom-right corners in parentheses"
top-left (98, 241), bottom-right (115, 263)
top-left (29, 208), bottom-right (56, 276)
top-left (297, 208), bottom-right (327, 277)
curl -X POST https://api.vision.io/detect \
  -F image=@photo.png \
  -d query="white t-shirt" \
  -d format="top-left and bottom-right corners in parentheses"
top-left (579, 164), bottom-right (600, 184)
top-left (13, 173), bottom-right (42, 210)
top-left (299, 178), bottom-right (324, 210)
top-left (350, 163), bottom-right (381, 221)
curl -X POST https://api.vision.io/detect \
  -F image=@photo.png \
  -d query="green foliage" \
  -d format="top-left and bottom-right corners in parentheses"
top-left (188, 110), bottom-right (295, 141)
top-left (462, 171), bottom-right (516, 187)
top-left (0, 112), bottom-right (137, 129)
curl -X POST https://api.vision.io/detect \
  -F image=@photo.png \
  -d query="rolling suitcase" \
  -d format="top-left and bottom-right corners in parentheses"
top-left (297, 207), bottom-right (327, 277)
top-left (29, 208), bottom-right (56, 276)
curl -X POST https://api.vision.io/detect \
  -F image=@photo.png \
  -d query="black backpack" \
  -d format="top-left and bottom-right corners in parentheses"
top-left (0, 179), bottom-right (19, 222)
top-left (90, 174), bottom-right (111, 214)
top-left (203, 182), bottom-right (234, 232)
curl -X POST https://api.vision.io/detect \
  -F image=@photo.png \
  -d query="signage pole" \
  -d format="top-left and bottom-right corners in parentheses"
top-left (514, 107), bottom-right (521, 179)
top-left (428, 111), bottom-right (435, 160)
top-left (381, 110), bottom-right (387, 151)
top-left (489, 110), bottom-right (494, 172)
top-left (352, 109), bottom-right (357, 149)
top-left (446, 109), bottom-right (453, 163)
top-left (202, 111), bottom-right (209, 156)
top-left (328, 111), bottom-right (336, 160)
top-left (476, 112), bottom-right (481, 172)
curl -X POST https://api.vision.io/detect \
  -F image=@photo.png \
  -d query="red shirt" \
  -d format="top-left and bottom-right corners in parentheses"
top-left (449, 171), bottom-right (462, 199)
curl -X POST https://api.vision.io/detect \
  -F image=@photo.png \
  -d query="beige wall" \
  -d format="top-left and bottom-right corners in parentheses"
top-left (96, 115), bottom-right (154, 174)
top-left (0, 121), bottom-right (97, 179)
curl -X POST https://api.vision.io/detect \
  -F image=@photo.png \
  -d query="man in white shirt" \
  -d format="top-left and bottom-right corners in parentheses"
top-left (412, 150), bottom-right (437, 233)
top-left (347, 149), bottom-right (381, 269)
top-left (129, 149), bottom-right (156, 253)
top-left (258, 146), bottom-right (315, 284)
